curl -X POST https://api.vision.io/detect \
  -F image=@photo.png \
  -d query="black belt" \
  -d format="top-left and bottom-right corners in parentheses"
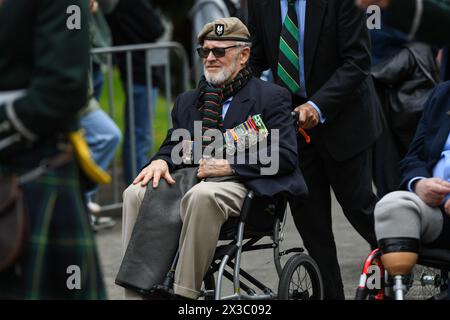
top-left (0, 134), bottom-right (71, 169)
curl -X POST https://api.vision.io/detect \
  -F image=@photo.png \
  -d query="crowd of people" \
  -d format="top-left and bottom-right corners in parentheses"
top-left (0, 0), bottom-right (449, 300)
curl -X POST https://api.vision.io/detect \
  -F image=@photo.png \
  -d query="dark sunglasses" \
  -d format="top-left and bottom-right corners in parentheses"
top-left (196, 45), bottom-right (239, 58)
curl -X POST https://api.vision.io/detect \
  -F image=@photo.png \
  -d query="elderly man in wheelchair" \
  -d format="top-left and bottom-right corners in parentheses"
top-left (114, 17), bottom-right (322, 300)
top-left (356, 81), bottom-right (450, 300)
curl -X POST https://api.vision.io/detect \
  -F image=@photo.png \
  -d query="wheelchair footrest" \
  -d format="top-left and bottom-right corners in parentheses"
top-left (279, 247), bottom-right (304, 257)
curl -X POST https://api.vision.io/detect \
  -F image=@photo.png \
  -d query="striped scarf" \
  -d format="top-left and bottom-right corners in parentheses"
top-left (197, 65), bottom-right (252, 151)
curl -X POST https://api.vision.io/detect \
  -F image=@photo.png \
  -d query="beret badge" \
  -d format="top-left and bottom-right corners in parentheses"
top-left (215, 24), bottom-right (225, 37)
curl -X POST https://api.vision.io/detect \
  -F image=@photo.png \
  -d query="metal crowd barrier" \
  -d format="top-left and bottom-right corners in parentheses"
top-left (90, 42), bottom-right (190, 213)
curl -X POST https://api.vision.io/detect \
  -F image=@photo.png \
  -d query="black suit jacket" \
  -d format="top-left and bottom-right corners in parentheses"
top-left (248, 0), bottom-right (382, 161)
top-left (400, 81), bottom-right (450, 189)
top-left (151, 77), bottom-right (308, 198)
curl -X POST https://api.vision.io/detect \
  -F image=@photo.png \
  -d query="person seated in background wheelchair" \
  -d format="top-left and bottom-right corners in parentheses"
top-left (374, 81), bottom-right (450, 279)
top-left (118, 17), bottom-right (307, 300)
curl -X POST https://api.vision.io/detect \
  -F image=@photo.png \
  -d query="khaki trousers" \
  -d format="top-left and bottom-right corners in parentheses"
top-left (121, 180), bottom-right (248, 299)
top-left (121, 183), bottom-right (147, 300)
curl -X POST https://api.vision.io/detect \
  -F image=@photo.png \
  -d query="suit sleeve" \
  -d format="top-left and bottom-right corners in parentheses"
top-left (0, 0), bottom-right (90, 141)
top-left (398, 86), bottom-right (438, 189)
top-left (309, 0), bottom-right (372, 122)
top-left (248, 0), bottom-right (270, 78)
top-left (231, 87), bottom-right (298, 179)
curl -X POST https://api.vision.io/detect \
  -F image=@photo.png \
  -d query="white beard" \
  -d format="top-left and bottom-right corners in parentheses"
top-left (204, 58), bottom-right (239, 85)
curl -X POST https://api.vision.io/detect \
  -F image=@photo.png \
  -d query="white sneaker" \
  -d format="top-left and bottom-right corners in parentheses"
top-left (91, 215), bottom-right (116, 231)
top-left (87, 201), bottom-right (102, 214)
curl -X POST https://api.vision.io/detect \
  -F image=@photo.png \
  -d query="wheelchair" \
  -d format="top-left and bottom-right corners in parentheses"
top-left (148, 111), bottom-right (323, 300)
top-left (355, 246), bottom-right (450, 300)
top-left (151, 190), bottom-right (324, 300)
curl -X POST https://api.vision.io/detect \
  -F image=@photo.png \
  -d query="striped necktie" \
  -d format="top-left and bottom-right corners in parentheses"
top-left (277, 0), bottom-right (301, 94)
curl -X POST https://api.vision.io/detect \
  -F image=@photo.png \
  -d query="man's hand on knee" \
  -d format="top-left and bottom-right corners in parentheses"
top-left (133, 159), bottom-right (176, 188)
top-left (414, 178), bottom-right (450, 207)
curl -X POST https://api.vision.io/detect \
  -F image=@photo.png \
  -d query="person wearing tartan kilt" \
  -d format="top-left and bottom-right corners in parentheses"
top-left (0, 0), bottom-right (106, 299)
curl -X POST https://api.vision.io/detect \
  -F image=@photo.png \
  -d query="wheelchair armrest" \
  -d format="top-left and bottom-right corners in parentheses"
top-left (238, 191), bottom-right (287, 225)
top-left (239, 190), bottom-right (255, 223)
top-left (219, 191), bottom-right (288, 240)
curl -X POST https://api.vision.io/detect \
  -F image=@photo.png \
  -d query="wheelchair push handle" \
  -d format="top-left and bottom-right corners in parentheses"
top-left (239, 190), bottom-right (255, 223)
top-left (291, 111), bottom-right (311, 144)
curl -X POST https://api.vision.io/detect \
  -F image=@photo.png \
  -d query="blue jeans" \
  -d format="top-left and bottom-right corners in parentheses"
top-left (92, 63), bottom-right (104, 101)
top-left (81, 108), bottom-right (122, 200)
top-left (122, 84), bottom-right (158, 184)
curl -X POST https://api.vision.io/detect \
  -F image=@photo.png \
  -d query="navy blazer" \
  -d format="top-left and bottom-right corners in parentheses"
top-left (248, 0), bottom-right (383, 162)
top-left (151, 77), bottom-right (308, 198)
top-left (400, 81), bottom-right (450, 189)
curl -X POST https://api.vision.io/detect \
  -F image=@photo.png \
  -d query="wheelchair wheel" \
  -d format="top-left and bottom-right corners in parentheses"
top-left (278, 253), bottom-right (324, 300)
top-left (273, 217), bottom-right (284, 277)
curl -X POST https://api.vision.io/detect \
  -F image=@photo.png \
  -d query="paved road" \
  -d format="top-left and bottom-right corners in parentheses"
top-left (95, 189), bottom-right (370, 300)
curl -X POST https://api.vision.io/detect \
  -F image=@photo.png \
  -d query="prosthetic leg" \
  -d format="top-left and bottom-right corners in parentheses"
top-left (379, 238), bottom-right (420, 300)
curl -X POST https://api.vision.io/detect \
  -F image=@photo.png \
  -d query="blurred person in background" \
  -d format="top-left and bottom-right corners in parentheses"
top-left (248, 0), bottom-right (382, 299)
top-left (357, 0), bottom-right (450, 47)
top-left (0, 0), bottom-right (106, 299)
top-left (439, 48), bottom-right (450, 81)
top-left (105, 0), bottom-right (165, 185)
top-left (370, 15), bottom-right (440, 197)
top-left (90, 0), bottom-right (119, 100)
top-left (81, 0), bottom-right (122, 231)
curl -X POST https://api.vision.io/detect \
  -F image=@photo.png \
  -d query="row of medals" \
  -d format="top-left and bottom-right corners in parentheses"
top-left (223, 114), bottom-right (268, 155)
top-left (182, 114), bottom-right (269, 163)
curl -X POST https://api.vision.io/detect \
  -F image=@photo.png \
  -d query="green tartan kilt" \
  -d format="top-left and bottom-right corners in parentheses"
top-left (0, 157), bottom-right (106, 300)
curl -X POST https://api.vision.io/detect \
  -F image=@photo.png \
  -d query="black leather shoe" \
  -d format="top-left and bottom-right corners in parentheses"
top-left (172, 293), bottom-right (194, 301)
top-left (144, 285), bottom-right (174, 300)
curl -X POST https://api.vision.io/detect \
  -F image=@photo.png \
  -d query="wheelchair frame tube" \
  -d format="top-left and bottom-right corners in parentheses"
top-left (233, 221), bottom-right (246, 297)
top-left (227, 261), bottom-right (273, 293)
top-left (273, 218), bottom-right (282, 277)
top-left (231, 191), bottom-right (254, 298)
top-left (394, 275), bottom-right (406, 300)
top-left (355, 249), bottom-right (385, 300)
top-left (215, 255), bottom-right (230, 300)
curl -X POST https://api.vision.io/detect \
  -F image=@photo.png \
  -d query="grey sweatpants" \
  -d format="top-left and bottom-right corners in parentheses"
top-left (374, 191), bottom-right (444, 244)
